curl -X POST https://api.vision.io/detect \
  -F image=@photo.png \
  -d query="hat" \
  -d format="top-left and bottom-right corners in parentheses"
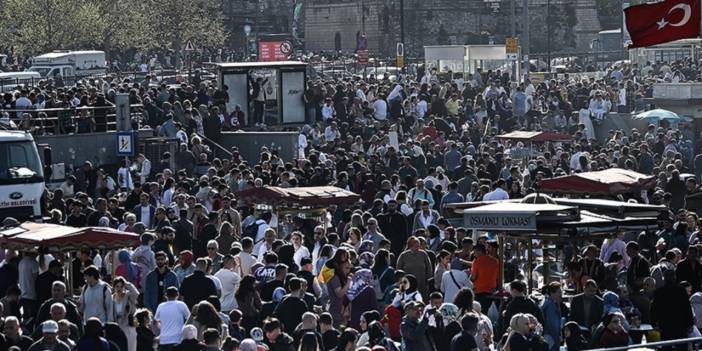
top-left (250, 327), bottom-right (264, 342)
top-left (42, 320), bottom-right (58, 334)
top-left (300, 257), bottom-right (313, 266)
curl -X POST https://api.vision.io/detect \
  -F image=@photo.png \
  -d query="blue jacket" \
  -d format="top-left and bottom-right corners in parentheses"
top-left (144, 268), bottom-right (179, 312)
top-left (540, 296), bottom-right (562, 351)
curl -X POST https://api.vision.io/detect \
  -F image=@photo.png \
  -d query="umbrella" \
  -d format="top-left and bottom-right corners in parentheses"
top-left (634, 109), bottom-right (688, 122)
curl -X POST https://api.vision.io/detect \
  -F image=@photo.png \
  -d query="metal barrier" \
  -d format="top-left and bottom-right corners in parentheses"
top-left (0, 104), bottom-right (144, 135)
top-left (588, 337), bottom-right (702, 351)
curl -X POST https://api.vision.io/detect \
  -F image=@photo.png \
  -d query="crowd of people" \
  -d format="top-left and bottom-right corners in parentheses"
top-left (1, 54), bottom-right (702, 351)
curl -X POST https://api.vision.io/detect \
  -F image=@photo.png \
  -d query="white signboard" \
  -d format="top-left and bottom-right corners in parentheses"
top-left (465, 213), bottom-right (536, 231)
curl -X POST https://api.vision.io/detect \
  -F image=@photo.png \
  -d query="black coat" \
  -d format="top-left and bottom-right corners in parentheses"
top-left (569, 294), bottom-right (604, 331)
top-left (377, 211), bottom-right (409, 255)
top-left (180, 271), bottom-right (217, 309)
top-left (651, 283), bottom-right (694, 338)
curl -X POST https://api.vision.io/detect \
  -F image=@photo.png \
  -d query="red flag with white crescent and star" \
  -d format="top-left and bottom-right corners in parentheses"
top-left (624, 0), bottom-right (700, 48)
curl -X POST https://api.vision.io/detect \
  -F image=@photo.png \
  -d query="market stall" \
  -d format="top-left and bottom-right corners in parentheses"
top-left (458, 201), bottom-right (659, 291)
top-left (235, 186), bottom-right (361, 237)
top-left (0, 222), bottom-right (139, 251)
top-left (496, 131), bottom-right (572, 143)
top-left (538, 168), bottom-right (656, 195)
top-left (0, 222), bottom-right (140, 293)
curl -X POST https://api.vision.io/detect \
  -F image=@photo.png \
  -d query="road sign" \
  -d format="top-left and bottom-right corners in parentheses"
top-left (184, 40), bottom-right (195, 52)
top-left (396, 42), bottom-right (405, 67)
top-left (280, 41), bottom-right (293, 55)
top-left (506, 37), bottom-right (519, 60)
top-left (116, 131), bottom-right (135, 157)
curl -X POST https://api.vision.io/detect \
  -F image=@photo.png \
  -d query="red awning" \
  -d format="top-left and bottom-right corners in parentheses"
top-left (235, 186), bottom-right (361, 207)
top-left (496, 131), bottom-right (572, 142)
top-left (0, 222), bottom-right (140, 251)
top-left (538, 168), bottom-right (657, 195)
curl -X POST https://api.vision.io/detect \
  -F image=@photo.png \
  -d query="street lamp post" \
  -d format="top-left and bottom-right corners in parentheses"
top-left (244, 24), bottom-right (252, 61)
top-left (546, 0), bottom-right (551, 73)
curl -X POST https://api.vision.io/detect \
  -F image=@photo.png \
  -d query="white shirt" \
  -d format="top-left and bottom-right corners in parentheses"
top-left (324, 126), bottom-right (340, 142)
top-left (321, 105), bottom-right (334, 121)
top-left (252, 220), bottom-right (270, 250)
top-left (139, 159), bottom-right (152, 184)
top-left (416, 100), bottom-right (428, 119)
top-left (214, 269), bottom-right (241, 312)
top-left (293, 246), bottom-right (311, 269)
top-left (236, 251), bottom-right (256, 277)
top-left (18, 256), bottom-right (39, 300)
top-left (483, 187), bottom-right (509, 201)
top-left (570, 151), bottom-right (582, 172)
top-left (441, 269), bottom-right (472, 303)
top-left (373, 99), bottom-right (387, 121)
top-left (154, 300), bottom-right (190, 345)
top-left (140, 206), bottom-right (152, 229)
top-left (117, 167), bottom-right (133, 191)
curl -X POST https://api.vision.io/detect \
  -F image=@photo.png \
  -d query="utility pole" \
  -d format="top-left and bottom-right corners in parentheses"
top-left (522, 0), bottom-right (530, 80)
top-left (547, 0), bottom-right (551, 73)
top-left (400, 0), bottom-right (405, 45)
top-left (510, 0), bottom-right (516, 37)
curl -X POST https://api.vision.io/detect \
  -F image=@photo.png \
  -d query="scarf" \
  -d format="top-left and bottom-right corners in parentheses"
top-left (347, 269), bottom-right (373, 301)
top-left (118, 250), bottom-right (136, 283)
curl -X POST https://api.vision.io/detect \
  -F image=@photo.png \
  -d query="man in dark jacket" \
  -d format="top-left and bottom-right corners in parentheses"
top-left (503, 280), bottom-right (544, 329)
top-left (377, 200), bottom-right (409, 256)
top-left (676, 244), bottom-right (702, 292)
top-left (569, 280), bottom-right (604, 331)
top-left (625, 242), bottom-right (650, 292)
top-left (401, 301), bottom-right (435, 351)
top-left (273, 278), bottom-right (308, 335)
top-left (263, 318), bottom-right (295, 351)
top-left (179, 258), bottom-right (217, 309)
top-left (651, 269), bottom-right (694, 349)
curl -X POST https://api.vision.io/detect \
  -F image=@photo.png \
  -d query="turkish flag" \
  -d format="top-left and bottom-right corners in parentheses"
top-left (625, 0), bottom-right (700, 48)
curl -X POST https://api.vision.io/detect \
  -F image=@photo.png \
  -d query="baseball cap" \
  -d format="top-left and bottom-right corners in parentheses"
top-left (42, 320), bottom-right (58, 334)
top-left (300, 257), bottom-right (313, 266)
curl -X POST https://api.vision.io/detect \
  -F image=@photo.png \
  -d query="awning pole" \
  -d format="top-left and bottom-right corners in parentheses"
top-left (527, 238), bottom-right (533, 294)
top-left (498, 233), bottom-right (505, 289)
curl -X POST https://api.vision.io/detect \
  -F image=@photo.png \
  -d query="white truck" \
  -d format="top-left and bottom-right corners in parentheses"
top-left (28, 50), bottom-right (106, 78)
top-left (0, 131), bottom-right (45, 221)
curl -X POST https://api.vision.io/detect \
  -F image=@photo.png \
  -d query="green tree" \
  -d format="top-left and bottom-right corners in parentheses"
top-left (144, 0), bottom-right (227, 67)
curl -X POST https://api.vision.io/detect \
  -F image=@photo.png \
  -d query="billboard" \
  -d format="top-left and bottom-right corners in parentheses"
top-left (259, 40), bottom-right (292, 62)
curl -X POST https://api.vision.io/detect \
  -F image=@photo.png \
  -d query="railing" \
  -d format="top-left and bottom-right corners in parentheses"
top-left (588, 337), bottom-right (702, 351)
top-left (0, 104), bottom-right (144, 135)
top-left (195, 132), bottom-right (233, 159)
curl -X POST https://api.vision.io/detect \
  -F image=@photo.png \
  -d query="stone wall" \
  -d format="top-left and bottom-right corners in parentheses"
top-left (303, 0), bottom-right (604, 58)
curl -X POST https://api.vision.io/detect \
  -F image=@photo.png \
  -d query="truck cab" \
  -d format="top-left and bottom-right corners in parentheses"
top-left (28, 66), bottom-right (74, 79)
top-left (0, 131), bottom-right (45, 221)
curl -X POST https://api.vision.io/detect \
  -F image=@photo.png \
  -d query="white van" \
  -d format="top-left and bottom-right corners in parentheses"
top-left (0, 72), bottom-right (42, 93)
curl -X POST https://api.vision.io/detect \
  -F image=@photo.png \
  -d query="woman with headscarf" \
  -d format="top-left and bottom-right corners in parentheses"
top-left (356, 310), bottom-right (381, 348)
top-left (173, 324), bottom-right (205, 351)
top-left (111, 277), bottom-right (139, 351)
top-left (431, 302), bottom-right (462, 351)
top-left (116, 249), bottom-right (142, 289)
top-left (347, 269), bottom-right (378, 330)
top-left (502, 313), bottom-right (531, 351)
top-left (391, 274), bottom-right (423, 307)
top-left (602, 291), bottom-right (630, 331)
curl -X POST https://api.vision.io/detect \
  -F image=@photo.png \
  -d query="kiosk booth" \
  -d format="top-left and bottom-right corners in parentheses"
top-left (214, 61), bottom-right (308, 126)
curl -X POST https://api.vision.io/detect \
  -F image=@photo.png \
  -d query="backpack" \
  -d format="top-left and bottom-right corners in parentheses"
top-left (243, 221), bottom-right (261, 242)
